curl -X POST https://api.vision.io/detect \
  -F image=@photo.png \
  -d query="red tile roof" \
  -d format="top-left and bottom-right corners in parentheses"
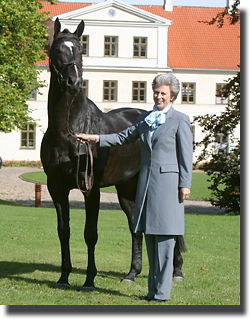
top-left (38, 1), bottom-right (92, 16)
top-left (38, 1), bottom-right (240, 71)
top-left (138, 5), bottom-right (240, 70)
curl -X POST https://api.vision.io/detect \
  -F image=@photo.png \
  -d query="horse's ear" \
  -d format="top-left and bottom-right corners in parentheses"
top-left (54, 18), bottom-right (61, 39)
top-left (74, 20), bottom-right (85, 39)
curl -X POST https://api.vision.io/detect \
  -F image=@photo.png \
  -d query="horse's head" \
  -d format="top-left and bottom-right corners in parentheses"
top-left (50, 18), bottom-right (85, 94)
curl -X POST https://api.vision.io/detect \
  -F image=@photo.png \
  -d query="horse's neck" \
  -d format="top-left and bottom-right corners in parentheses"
top-left (48, 74), bottom-right (107, 136)
top-left (48, 76), bottom-right (90, 135)
top-left (48, 79), bottom-right (71, 133)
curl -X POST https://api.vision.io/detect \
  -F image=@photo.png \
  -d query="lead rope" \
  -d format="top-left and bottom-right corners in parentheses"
top-left (64, 91), bottom-right (94, 193)
top-left (76, 140), bottom-right (93, 192)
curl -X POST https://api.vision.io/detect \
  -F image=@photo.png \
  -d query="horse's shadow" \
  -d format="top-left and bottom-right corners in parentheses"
top-left (2, 200), bottom-right (121, 210)
top-left (0, 260), bottom-right (144, 294)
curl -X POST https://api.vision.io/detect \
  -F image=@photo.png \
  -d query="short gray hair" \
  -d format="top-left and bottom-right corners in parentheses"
top-left (152, 73), bottom-right (180, 102)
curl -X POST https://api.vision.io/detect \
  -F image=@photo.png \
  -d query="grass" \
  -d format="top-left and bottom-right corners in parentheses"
top-left (21, 171), bottom-right (213, 200)
top-left (0, 203), bottom-right (240, 305)
top-left (190, 172), bottom-right (213, 200)
top-left (21, 171), bottom-right (48, 185)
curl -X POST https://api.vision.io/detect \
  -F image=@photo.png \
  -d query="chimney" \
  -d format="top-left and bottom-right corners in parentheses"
top-left (164, 0), bottom-right (173, 12)
top-left (227, 0), bottom-right (234, 7)
top-left (227, 0), bottom-right (235, 13)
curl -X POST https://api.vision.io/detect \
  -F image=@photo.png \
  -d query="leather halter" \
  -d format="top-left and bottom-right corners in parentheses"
top-left (50, 34), bottom-right (94, 193)
top-left (49, 34), bottom-right (83, 87)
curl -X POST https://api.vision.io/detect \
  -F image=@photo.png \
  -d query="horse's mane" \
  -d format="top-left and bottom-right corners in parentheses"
top-left (62, 29), bottom-right (71, 34)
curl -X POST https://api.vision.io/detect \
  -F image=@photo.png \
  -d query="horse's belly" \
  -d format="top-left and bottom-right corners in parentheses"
top-left (101, 144), bottom-right (141, 187)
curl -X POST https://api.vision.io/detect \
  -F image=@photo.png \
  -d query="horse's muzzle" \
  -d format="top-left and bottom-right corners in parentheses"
top-left (65, 75), bottom-right (83, 94)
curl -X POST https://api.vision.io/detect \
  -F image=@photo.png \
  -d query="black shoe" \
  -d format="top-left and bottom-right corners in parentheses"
top-left (141, 296), bottom-right (153, 301)
top-left (152, 298), bottom-right (166, 303)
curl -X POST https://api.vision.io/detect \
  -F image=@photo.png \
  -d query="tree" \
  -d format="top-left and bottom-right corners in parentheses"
top-left (199, 0), bottom-right (240, 28)
top-left (0, 0), bottom-right (57, 133)
top-left (193, 0), bottom-right (240, 214)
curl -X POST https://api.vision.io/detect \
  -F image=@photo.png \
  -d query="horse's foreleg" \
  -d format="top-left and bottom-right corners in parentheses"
top-left (82, 186), bottom-right (100, 291)
top-left (47, 179), bottom-right (71, 289)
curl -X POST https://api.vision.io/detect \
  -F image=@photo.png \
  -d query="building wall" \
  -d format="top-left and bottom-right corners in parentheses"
top-left (0, 66), bottom-right (239, 162)
top-left (0, 67), bottom-right (50, 162)
top-left (172, 70), bottom-right (240, 160)
top-left (0, 1), bottom-right (239, 163)
top-left (84, 25), bottom-right (159, 66)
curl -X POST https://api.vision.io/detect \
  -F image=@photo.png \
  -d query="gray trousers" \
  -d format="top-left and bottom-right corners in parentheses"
top-left (144, 234), bottom-right (177, 300)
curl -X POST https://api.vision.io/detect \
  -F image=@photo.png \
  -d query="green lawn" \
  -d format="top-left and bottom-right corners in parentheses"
top-left (0, 202), bottom-right (240, 305)
top-left (22, 171), bottom-right (47, 185)
top-left (21, 171), bottom-right (213, 200)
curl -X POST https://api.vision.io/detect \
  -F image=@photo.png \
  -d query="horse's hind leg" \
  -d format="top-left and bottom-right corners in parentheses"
top-left (173, 235), bottom-right (186, 282)
top-left (116, 174), bottom-right (143, 282)
top-left (47, 178), bottom-right (71, 289)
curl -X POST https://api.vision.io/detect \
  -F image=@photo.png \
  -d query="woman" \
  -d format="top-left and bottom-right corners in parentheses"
top-left (76, 73), bottom-right (193, 302)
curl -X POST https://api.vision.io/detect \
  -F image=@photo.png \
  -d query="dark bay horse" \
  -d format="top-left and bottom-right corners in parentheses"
top-left (41, 18), bottom-right (185, 291)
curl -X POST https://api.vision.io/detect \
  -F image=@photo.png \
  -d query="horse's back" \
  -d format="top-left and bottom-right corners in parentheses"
top-left (100, 108), bottom-right (146, 187)
top-left (104, 107), bottom-right (146, 133)
top-left (107, 107), bottom-right (145, 116)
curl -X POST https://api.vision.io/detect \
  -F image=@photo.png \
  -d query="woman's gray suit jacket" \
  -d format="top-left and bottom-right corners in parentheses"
top-left (99, 106), bottom-right (193, 236)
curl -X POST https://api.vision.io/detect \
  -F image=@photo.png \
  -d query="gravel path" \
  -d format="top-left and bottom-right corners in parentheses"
top-left (0, 167), bottom-right (225, 214)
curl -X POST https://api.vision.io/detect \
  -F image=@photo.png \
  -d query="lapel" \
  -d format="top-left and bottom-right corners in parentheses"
top-left (142, 111), bottom-right (153, 149)
top-left (145, 122), bottom-right (152, 149)
top-left (151, 106), bottom-right (175, 143)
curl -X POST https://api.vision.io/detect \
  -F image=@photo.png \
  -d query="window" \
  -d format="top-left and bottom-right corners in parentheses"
top-left (21, 123), bottom-right (36, 149)
top-left (82, 80), bottom-right (89, 97)
top-left (132, 81), bottom-right (146, 102)
top-left (80, 35), bottom-right (89, 56)
top-left (103, 81), bottom-right (117, 101)
top-left (216, 83), bottom-right (228, 104)
top-left (104, 36), bottom-right (118, 57)
top-left (181, 83), bottom-right (196, 104)
top-left (28, 87), bottom-right (36, 100)
top-left (133, 37), bottom-right (147, 58)
top-left (215, 128), bottom-right (228, 149)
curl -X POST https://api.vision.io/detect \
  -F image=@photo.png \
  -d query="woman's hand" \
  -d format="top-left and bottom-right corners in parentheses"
top-left (180, 187), bottom-right (190, 202)
top-left (75, 133), bottom-right (100, 144)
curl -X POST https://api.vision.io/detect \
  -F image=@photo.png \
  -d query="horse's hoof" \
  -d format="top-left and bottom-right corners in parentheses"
top-left (81, 286), bottom-right (96, 292)
top-left (173, 276), bottom-right (184, 282)
top-left (55, 283), bottom-right (71, 290)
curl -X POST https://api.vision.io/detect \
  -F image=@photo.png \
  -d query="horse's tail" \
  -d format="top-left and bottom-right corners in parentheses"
top-left (177, 235), bottom-right (187, 252)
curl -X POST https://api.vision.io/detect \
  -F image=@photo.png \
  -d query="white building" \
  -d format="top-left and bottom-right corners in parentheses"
top-left (0, 0), bottom-right (240, 162)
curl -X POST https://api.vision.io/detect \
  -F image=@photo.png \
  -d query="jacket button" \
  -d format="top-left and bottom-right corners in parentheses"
top-left (148, 166), bottom-right (151, 169)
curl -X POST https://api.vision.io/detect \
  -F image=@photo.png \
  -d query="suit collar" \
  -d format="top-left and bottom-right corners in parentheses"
top-left (165, 105), bottom-right (174, 118)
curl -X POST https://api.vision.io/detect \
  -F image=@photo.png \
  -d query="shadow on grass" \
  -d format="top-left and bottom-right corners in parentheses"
top-left (0, 260), bottom-right (140, 293)
top-left (3, 260), bottom-right (243, 313)
top-left (0, 199), bottom-right (122, 211)
top-left (0, 199), bottom-right (19, 206)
